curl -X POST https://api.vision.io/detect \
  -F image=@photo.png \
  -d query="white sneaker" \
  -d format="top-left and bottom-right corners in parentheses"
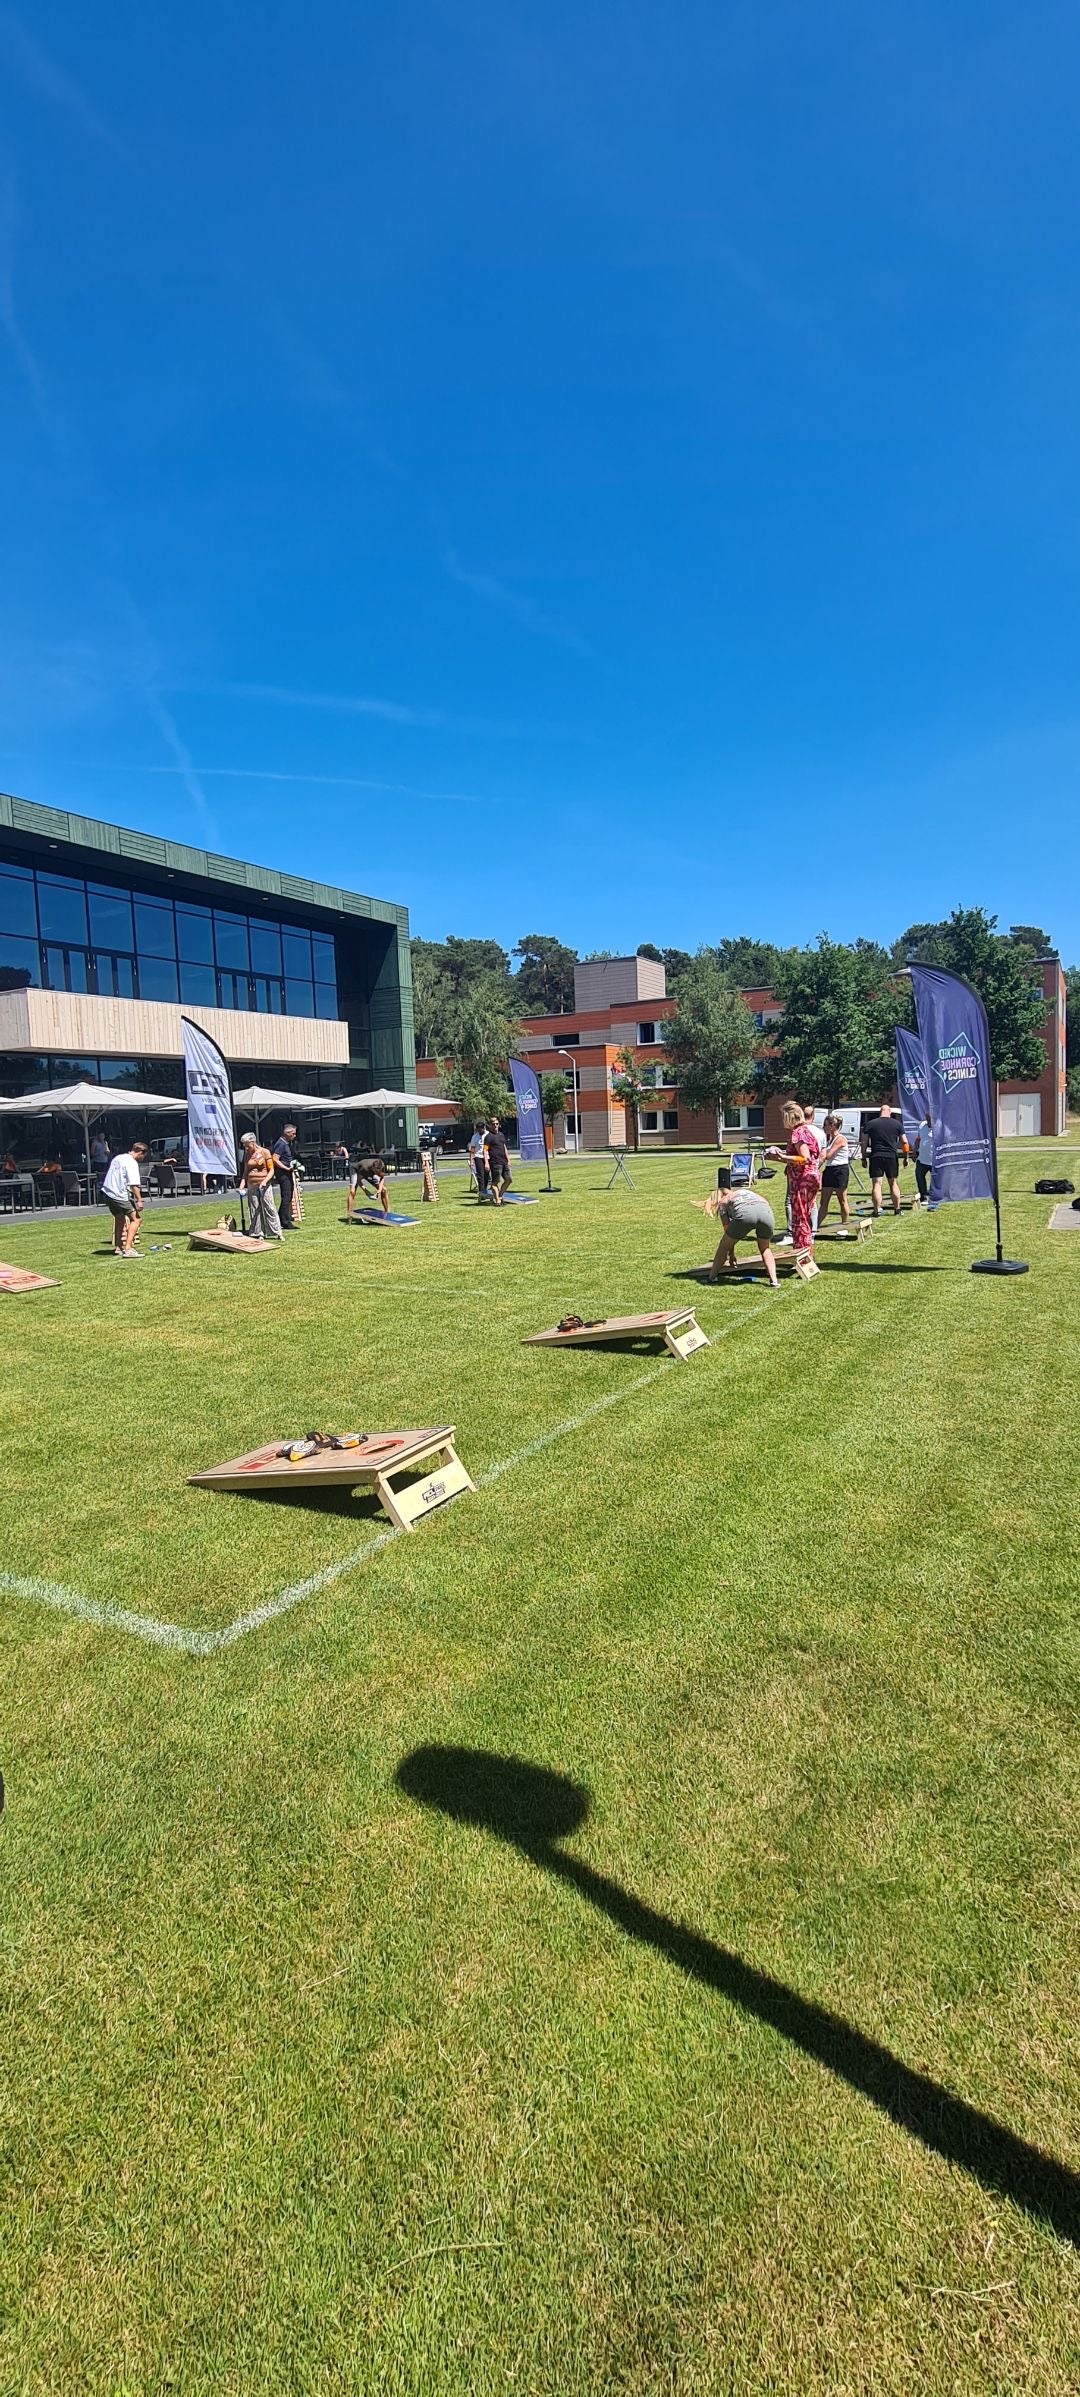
top-left (836, 1228), bottom-right (851, 1239)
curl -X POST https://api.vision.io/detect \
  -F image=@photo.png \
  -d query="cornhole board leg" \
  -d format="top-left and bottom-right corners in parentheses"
top-left (375, 1438), bottom-right (475, 1532)
top-left (793, 1253), bottom-right (821, 1281)
top-left (664, 1317), bottom-right (710, 1360)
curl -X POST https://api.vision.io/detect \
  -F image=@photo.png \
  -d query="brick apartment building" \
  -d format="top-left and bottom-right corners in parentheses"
top-left (997, 956), bottom-right (1067, 1137)
top-left (416, 947), bottom-right (1067, 1151)
top-left (416, 953), bottom-right (790, 1151)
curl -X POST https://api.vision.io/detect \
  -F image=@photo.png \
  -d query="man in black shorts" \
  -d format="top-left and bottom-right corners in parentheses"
top-left (861, 1104), bottom-right (907, 1217)
top-left (483, 1117), bottom-right (512, 1205)
top-left (347, 1154), bottom-right (389, 1217)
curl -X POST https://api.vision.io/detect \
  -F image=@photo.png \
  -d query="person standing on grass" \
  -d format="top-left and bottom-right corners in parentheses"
top-left (484, 1117), bottom-right (512, 1205)
top-left (467, 1121), bottom-right (487, 1196)
top-left (272, 1123), bottom-right (299, 1229)
top-left (862, 1103), bottom-right (907, 1217)
top-left (101, 1141), bottom-right (148, 1256)
top-left (708, 1189), bottom-right (781, 1288)
top-left (817, 1114), bottom-right (852, 1236)
top-left (238, 1131), bottom-right (283, 1241)
top-left (915, 1114), bottom-right (934, 1203)
top-left (766, 1100), bottom-right (822, 1263)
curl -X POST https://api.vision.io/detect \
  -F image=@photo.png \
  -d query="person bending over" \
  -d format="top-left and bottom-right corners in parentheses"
top-left (238, 1132), bottom-right (283, 1241)
top-left (102, 1142), bottom-right (148, 1255)
top-left (817, 1114), bottom-right (852, 1234)
top-left (348, 1154), bottom-right (389, 1216)
top-left (484, 1117), bottom-right (512, 1205)
top-left (709, 1189), bottom-right (781, 1288)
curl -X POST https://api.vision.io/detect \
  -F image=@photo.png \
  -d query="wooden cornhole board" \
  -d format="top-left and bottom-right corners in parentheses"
top-left (0, 1260), bottom-right (58, 1293)
top-left (352, 1208), bottom-right (418, 1228)
top-left (190, 1425), bottom-right (474, 1533)
top-left (690, 1253), bottom-right (821, 1284)
top-left (524, 1308), bottom-right (709, 1362)
top-left (188, 1228), bottom-right (275, 1254)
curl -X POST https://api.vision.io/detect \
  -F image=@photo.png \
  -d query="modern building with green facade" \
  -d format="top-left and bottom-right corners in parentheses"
top-left (0, 791), bottom-right (415, 1152)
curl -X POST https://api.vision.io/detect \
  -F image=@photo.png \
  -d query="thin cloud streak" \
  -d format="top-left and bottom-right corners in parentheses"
top-left (180, 679), bottom-right (578, 741)
top-left (0, 173), bottom-right (47, 414)
top-left (140, 698), bottom-right (221, 847)
top-left (121, 763), bottom-right (492, 805)
top-left (0, 5), bottom-right (110, 142)
top-left (441, 545), bottom-right (593, 659)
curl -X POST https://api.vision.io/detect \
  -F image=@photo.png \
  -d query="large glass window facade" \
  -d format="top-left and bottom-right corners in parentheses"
top-left (0, 860), bottom-right (339, 1021)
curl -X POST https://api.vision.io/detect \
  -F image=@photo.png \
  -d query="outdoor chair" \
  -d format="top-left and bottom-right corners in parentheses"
top-left (153, 1162), bottom-right (177, 1196)
top-left (62, 1170), bottom-right (87, 1206)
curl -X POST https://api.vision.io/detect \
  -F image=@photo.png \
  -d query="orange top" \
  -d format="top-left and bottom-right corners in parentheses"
top-left (242, 1145), bottom-right (275, 1186)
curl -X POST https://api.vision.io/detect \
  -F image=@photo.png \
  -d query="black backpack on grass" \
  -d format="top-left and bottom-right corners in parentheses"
top-left (1034, 1179), bottom-right (1074, 1194)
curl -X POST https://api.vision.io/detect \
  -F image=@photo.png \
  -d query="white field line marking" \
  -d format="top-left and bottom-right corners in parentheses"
top-left (0, 1294), bottom-right (783, 1656)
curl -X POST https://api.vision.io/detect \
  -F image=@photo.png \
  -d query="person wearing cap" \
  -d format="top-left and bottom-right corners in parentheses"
top-left (238, 1132), bottom-right (283, 1240)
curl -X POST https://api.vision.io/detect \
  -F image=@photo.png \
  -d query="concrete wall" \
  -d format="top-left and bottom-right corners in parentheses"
top-left (573, 955), bottom-right (667, 1012)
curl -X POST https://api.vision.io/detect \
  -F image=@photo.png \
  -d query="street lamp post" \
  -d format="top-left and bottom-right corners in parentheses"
top-left (554, 1049), bottom-right (580, 1157)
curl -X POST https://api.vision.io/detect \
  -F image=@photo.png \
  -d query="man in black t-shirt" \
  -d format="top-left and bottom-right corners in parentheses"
top-left (272, 1124), bottom-right (298, 1228)
top-left (483, 1118), bottom-right (512, 1205)
top-left (861, 1105), bottom-right (907, 1217)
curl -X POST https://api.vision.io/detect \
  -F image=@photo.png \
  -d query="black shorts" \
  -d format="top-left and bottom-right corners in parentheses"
top-left (868, 1153), bottom-right (900, 1178)
top-left (821, 1164), bottom-right (849, 1192)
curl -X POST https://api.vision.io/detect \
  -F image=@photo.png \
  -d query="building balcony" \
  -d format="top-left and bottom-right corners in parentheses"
top-left (0, 983), bottom-right (350, 1069)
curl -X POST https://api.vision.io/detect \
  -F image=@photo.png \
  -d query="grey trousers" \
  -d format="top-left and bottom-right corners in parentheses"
top-left (246, 1182), bottom-right (283, 1240)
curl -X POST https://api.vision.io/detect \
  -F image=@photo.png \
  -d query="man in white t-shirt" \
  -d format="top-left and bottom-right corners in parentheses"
top-left (101, 1143), bottom-right (148, 1256)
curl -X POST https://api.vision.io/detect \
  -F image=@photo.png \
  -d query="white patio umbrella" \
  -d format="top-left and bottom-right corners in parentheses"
top-left (0, 1081), bottom-right (187, 1181)
top-left (231, 1085), bottom-right (345, 1138)
top-left (337, 1085), bottom-right (456, 1152)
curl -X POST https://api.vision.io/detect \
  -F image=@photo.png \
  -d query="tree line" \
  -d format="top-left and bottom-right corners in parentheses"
top-left (412, 915), bottom-right (1074, 1130)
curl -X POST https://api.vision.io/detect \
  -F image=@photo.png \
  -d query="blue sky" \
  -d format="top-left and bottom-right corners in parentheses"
top-left (2, 1), bottom-right (1079, 962)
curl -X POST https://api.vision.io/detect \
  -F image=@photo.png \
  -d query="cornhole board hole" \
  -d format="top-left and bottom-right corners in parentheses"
top-left (190, 1426), bottom-right (475, 1533)
top-left (352, 1208), bottom-right (418, 1228)
top-left (0, 1261), bottom-right (59, 1293)
top-left (524, 1308), bottom-right (710, 1362)
top-left (188, 1228), bottom-right (274, 1254)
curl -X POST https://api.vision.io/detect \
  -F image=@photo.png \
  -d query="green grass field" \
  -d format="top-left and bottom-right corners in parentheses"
top-left (2, 1149), bottom-right (1078, 2395)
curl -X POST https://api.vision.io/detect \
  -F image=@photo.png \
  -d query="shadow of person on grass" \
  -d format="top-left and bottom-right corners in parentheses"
top-left (395, 1745), bottom-right (1079, 2246)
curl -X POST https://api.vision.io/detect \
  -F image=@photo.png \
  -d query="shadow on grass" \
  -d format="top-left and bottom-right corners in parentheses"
top-left (206, 1483), bottom-right (386, 1521)
top-left (396, 1745), bottom-right (1080, 2247)
top-left (667, 1262), bottom-right (952, 1283)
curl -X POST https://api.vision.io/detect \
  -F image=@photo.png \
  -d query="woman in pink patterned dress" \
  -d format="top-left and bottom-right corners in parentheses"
top-left (768, 1100), bottom-right (823, 1261)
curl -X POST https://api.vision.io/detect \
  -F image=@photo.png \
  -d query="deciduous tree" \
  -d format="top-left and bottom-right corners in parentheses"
top-left (769, 938), bottom-right (909, 1108)
top-left (902, 908), bottom-right (1046, 1080)
top-left (611, 1047), bottom-right (655, 1150)
top-left (660, 957), bottom-right (757, 1143)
